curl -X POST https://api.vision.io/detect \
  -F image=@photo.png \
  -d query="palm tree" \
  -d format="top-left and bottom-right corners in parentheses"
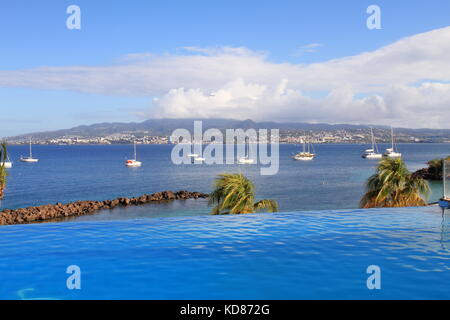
top-left (360, 158), bottom-right (430, 208)
top-left (209, 173), bottom-right (279, 215)
top-left (0, 142), bottom-right (8, 200)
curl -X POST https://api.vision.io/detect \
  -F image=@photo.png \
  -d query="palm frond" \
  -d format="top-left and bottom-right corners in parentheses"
top-left (360, 157), bottom-right (429, 209)
top-left (0, 141), bottom-right (8, 200)
top-left (253, 199), bottom-right (279, 213)
top-left (209, 173), bottom-right (278, 215)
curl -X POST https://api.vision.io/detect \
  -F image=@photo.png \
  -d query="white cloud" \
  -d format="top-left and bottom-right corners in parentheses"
top-left (0, 27), bottom-right (450, 128)
top-left (293, 43), bottom-right (324, 56)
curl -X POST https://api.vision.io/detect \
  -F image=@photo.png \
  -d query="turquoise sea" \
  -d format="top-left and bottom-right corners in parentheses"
top-left (0, 143), bottom-right (449, 300)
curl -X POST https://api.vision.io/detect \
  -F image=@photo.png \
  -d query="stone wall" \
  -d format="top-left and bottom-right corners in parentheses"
top-left (0, 191), bottom-right (209, 226)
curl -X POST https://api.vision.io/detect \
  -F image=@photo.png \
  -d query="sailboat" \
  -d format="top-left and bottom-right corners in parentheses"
top-left (362, 128), bottom-right (382, 159)
top-left (125, 141), bottom-right (142, 167)
top-left (1, 155), bottom-right (12, 169)
top-left (294, 137), bottom-right (316, 161)
top-left (384, 127), bottom-right (402, 158)
top-left (187, 138), bottom-right (199, 158)
top-left (185, 138), bottom-right (205, 162)
top-left (20, 138), bottom-right (39, 163)
top-left (194, 156), bottom-right (206, 162)
top-left (238, 137), bottom-right (255, 164)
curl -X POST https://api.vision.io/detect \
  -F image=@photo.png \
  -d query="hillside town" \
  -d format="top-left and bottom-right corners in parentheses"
top-left (5, 129), bottom-right (442, 145)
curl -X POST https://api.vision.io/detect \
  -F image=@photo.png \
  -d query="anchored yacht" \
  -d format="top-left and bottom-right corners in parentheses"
top-left (384, 127), bottom-right (402, 158)
top-left (2, 157), bottom-right (12, 169)
top-left (362, 128), bottom-right (382, 159)
top-left (238, 138), bottom-right (255, 164)
top-left (294, 138), bottom-right (316, 161)
top-left (125, 141), bottom-right (142, 167)
top-left (20, 138), bottom-right (39, 163)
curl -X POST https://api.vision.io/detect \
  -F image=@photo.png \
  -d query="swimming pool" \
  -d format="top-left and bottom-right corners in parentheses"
top-left (0, 207), bottom-right (449, 300)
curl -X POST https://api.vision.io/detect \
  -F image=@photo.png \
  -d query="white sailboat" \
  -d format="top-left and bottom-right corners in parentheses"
top-left (194, 156), bottom-right (206, 162)
top-left (384, 127), bottom-right (402, 158)
top-left (2, 155), bottom-right (12, 169)
top-left (187, 138), bottom-right (199, 158)
top-left (125, 141), bottom-right (142, 167)
top-left (362, 128), bottom-right (382, 159)
top-left (238, 157), bottom-right (255, 164)
top-left (20, 138), bottom-right (39, 163)
top-left (294, 137), bottom-right (316, 161)
top-left (238, 138), bottom-right (255, 164)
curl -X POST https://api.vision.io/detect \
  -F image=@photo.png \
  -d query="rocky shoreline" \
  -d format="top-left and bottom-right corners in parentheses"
top-left (413, 167), bottom-right (442, 181)
top-left (0, 190), bottom-right (209, 226)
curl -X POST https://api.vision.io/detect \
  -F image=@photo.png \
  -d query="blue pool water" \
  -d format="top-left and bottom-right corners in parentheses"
top-left (0, 207), bottom-right (449, 300)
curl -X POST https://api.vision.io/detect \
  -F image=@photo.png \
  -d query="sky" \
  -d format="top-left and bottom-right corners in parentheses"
top-left (0, 0), bottom-right (450, 136)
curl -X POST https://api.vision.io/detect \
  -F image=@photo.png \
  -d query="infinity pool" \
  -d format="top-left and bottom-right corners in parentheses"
top-left (0, 207), bottom-right (449, 300)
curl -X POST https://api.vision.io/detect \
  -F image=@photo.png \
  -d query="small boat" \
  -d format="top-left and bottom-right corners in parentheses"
top-left (20, 138), bottom-right (39, 163)
top-left (293, 153), bottom-right (315, 161)
top-left (294, 137), bottom-right (316, 161)
top-left (384, 127), bottom-right (402, 158)
top-left (125, 141), bottom-right (142, 167)
top-left (362, 128), bottom-right (382, 159)
top-left (2, 159), bottom-right (12, 169)
top-left (238, 157), bottom-right (255, 164)
top-left (187, 138), bottom-right (201, 158)
top-left (238, 137), bottom-right (255, 164)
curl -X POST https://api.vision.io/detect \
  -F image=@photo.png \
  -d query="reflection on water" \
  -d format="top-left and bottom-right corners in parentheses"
top-left (17, 288), bottom-right (58, 300)
top-left (441, 215), bottom-right (450, 250)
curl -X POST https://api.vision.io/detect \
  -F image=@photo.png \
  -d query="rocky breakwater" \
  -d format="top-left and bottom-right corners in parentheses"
top-left (0, 191), bottom-right (209, 226)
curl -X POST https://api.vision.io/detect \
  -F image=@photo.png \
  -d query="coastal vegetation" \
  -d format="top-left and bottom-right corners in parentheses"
top-left (414, 156), bottom-right (450, 180)
top-left (360, 158), bottom-right (430, 208)
top-left (209, 173), bottom-right (279, 215)
top-left (0, 142), bottom-right (8, 200)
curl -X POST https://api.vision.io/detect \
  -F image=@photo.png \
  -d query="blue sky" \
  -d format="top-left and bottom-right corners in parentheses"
top-left (1, 0), bottom-right (450, 136)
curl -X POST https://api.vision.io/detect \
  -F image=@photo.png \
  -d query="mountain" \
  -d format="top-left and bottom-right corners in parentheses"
top-left (4, 119), bottom-right (379, 139)
top-left (5, 118), bottom-right (450, 141)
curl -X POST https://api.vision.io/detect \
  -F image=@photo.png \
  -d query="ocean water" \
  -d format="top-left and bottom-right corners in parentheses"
top-left (1, 143), bottom-right (448, 221)
top-left (0, 207), bottom-right (449, 300)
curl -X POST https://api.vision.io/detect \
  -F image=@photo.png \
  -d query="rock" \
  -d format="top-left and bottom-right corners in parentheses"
top-left (413, 167), bottom-right (442, 180)
top-left (110, 199), bottom-right (120, 207)
top-left (137, 196), bottom-right (147, 204)
top-left (163, 191), bottom-right (176, 200)
top-left (0, 190), bottom-right (209, 226)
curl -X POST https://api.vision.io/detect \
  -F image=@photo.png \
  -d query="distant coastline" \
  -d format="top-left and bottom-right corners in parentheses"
top-left (4, 118), bottom-right (450, 145)
top-left (4, 141), bottom-right (450, 146)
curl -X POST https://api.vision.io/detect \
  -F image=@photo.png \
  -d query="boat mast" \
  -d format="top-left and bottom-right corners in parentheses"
top-left (29, 138), bottom-right (32, 158)
top-left (307, 137), bottom-right (310, 154)
top-left (371, 128), bottom-right (375, 151)
top-left (391, 126), bottom-right (395, 150)
top-left (245, 136), bottom-right (249, 158)
top-left (134, 140), bottom-right (137, 161)
top-left (444, 160), bottom-right (447, 201)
